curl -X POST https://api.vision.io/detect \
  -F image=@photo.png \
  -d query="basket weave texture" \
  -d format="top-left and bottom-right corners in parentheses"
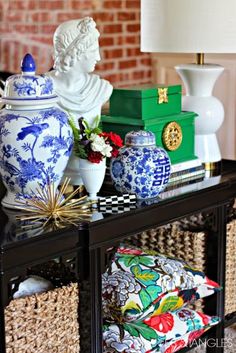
top-left (126, 223), bottom-right (206, 270)
top-left (126, 222), bottom-right (206, 312)
top-left (225, 218), bottom-right (236, 315)
top-left (5, 282), bottom-right (79, 353)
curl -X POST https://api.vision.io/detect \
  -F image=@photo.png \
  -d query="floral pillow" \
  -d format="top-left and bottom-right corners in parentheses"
top-left (102, 245), bottom-right (220, 322)
top-left (159, 329), bottom-right (207, 353)
top-left (103, 308), bottom-right (220, 353)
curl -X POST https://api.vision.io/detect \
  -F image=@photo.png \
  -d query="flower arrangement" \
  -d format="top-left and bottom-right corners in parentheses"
top-left (69, 117), bottom-right (123, 163)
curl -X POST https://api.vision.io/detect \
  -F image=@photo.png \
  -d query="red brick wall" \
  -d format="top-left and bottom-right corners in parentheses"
top-left (0, 0), bottom-right (152, 87)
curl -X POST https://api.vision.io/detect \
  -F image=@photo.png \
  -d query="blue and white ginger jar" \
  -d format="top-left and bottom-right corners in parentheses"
top-left (110, 130), bottom-right (171, 199)
top-left (0, 53), bottom-right (73, 208)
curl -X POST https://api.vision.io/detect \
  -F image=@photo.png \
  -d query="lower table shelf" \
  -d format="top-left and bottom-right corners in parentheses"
top-left (0, 160), bottom-right (236, 353)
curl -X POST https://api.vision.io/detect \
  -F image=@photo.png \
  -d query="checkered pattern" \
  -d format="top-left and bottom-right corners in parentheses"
top-left (98, 194), bottom-right (136, 206)
top-left (99, 204), bottom-right (137, 214)
top-left (98, 194), bottom-right (137, 214)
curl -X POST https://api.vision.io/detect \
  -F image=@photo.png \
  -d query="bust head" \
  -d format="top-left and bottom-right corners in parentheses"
top-left (53, 17), bottom-right (100, 74)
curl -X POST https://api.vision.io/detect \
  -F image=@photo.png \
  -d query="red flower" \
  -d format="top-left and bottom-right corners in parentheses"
top-left (118, 248), bottom-right (143, 255)
top-left (164, 339), bottom-right (186, 353)
top-left (188, 329), bottom-right (205, 344)
top-left (111, 148), bottom-right (119, 158)
top-left (101, 132), bottom-right (123, 147)
top-left (87, 151), bottom-right (103, 163)
top-left (144, 313), bottom-right (174, 333)
top-left (205, 276), bottom-right (220, 288)
top-left (197, 311), bottom-right (210, 326)
top-left (109, 132), bottom-right (123, 147)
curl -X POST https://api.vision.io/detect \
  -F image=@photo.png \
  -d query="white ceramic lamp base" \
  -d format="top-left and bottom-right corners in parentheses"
top-left (175, 64), bottom-right (224, 170)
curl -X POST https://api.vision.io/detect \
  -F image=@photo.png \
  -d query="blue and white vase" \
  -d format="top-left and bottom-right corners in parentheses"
top-left (0, 53), bottom-right (73, 208)
top-left (110, 130), bottom-right (171, 199)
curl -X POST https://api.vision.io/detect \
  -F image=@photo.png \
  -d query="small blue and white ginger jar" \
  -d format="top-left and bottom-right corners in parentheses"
top-left (0, 53), bottom-right (73, 208)
top-left (110, 130), bottom-right (171, 199)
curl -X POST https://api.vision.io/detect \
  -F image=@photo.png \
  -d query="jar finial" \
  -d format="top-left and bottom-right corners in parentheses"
top-left (21, 53), bottom-right (36, 74)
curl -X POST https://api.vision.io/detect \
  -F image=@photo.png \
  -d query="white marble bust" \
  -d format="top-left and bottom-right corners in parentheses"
top-left (47, 17), bottom-right (113, 185)
top-left (48, 17), bottom-right (113, 125)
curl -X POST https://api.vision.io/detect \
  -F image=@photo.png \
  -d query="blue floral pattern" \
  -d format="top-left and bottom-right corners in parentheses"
top-left (13, 79), bottom-right (37, 96)
top-left (110, 132), bottom-right (171, 199)
top-left (40, 75), bottom-right (53, 95)
top-left (9, 74), bottom-right (53, 98)
top-left (0, 107), bottom-right (73, 205)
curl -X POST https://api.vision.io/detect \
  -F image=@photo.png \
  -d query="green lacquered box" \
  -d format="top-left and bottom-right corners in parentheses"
top-left (109, 84), bottom-right (182, 119)
top-left (102, 111), bottom-right (197, 164)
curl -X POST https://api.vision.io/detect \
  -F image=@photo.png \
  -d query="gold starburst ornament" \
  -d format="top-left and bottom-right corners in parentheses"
top-left (15, 178), bottom-right (94, 227)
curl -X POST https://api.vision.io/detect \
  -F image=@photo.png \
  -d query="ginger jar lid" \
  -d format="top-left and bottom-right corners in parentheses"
top-left (125, 130), bottom-right (156, 147)
top-left (1, 53), bottom-right (58, 106)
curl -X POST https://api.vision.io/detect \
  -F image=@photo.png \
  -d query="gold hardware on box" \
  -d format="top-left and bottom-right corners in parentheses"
top-left (162, 121), bottom-right (183, 151)
top-left (157, 87), bottom-right (168, 104)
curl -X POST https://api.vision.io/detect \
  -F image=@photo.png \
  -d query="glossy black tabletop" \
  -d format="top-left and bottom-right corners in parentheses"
top-left (1, 160), bottom-right (236, 250)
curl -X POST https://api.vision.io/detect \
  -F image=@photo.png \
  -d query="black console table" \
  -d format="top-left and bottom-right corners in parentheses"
top-left (0, 160), bottom-right (236, 353)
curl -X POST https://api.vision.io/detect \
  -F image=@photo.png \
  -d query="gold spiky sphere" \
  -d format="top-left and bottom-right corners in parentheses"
top-left (15, 178), bottom-right (94, 227)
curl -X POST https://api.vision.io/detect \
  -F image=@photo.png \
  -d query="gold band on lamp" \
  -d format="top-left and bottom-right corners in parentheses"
top-left (196, 53), bottom-right (205, 65)
top-left (203, 161), bottom-right (222, 177)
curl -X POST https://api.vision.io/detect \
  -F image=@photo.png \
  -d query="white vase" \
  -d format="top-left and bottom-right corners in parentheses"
top-left (79, 158), bottom-right (106, 200)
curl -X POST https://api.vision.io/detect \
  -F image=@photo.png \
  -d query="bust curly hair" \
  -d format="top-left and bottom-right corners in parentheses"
top-left (53, 17), bottom-right (100, 73)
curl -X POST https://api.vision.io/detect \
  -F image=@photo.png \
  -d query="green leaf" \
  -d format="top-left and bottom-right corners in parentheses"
top-left (103, 324), bottom-right (109, 331)
top-left (146, 285), bottom-right (162, 302)
top-left (83, 119), bottom-right (90, 130)
top-left (123, 323), bottom-right (139, 338)
top-left (119, 255), bottom-right (154, 268)
top-left (122, 301), bottom-right (142, 317)
top-left (139, 288), bottom-right (151, 308)
top-left (92, 127), bottom-right (102, 135)
top-left (74, 143), bottom-right (88, 159)
top-left (131, 265), bottom-right (159, 285)
top-left (138, 256), bottom-right (155, 267)
top-left (126, 321), bottom-right (158, 340)
top-left (94, 115), bottom-right (101, 127)
top-left (121, 255), bottom-right (139, 267)
top-left (159, 296), bottom-right (181, 313)
top-left (68, 118), bottom-right (80, 142)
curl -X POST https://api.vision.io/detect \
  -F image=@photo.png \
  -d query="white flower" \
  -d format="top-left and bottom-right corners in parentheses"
top-left (102, 144), bottom-right (113, 157)
top-left (90, 134), bottom-right (113, 157)
top-left (103, 326), bottom-right (145, 353)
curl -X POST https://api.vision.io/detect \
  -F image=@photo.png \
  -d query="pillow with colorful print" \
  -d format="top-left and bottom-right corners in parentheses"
top-left (102, 245), bottom-right (221, 322)
top-left (159, 328), bottom-right (207, 353)
top-left (103, 307), bottom-right (220, 353)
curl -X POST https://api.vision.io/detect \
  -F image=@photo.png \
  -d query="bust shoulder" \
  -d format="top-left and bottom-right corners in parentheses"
top-left (47, 70), bottom-right (113, 116)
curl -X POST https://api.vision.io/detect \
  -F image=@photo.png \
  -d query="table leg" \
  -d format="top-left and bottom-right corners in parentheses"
top-left (206, 204), bottom-right (227, 353)
top-left (0, 272), bottom-right (7, 353)
top-left (90, 247), bottom-right (103, 353)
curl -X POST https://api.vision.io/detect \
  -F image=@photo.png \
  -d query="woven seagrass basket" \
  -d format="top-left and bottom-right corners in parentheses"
top-left (5, 282), bottom-right (79, 353)
top-left (225, 218), bottom-right (236, 315)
